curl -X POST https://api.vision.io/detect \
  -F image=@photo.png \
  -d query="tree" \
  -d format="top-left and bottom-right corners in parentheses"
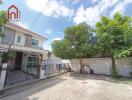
top-left (0, 10), bottom-right (9, 63)
top-left (96, 12), bottom-right (132, 78)
top-left (52, 23), bottom-right (94, 73)
top-left (0, 10), bottom-right (8, 37)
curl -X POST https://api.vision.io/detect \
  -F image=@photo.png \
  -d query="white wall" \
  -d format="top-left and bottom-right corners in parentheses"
top-left (39, 39), bottom-right (44, 48)
top-left (116, 58), bottom-right (132, 77)
top-left (42, 50), bottom-right (49, 60)
top-left (70, 58), bottom-right (132, 77)
top-left (14, 31), bottom-right (25, 46)
top-left (43, 59), bottom-right (70, 65)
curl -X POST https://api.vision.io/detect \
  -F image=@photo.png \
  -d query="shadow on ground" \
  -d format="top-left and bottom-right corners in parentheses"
top-left (66, 72), bottom-right (132, 85)
top-left (0, 77), bottom-right (66, 100)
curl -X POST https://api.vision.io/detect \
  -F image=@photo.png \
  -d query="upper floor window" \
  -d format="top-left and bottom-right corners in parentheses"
top-left (17, 36), bottom-right (21, 43)
top-left (32, 39), bottom-right (38, 46)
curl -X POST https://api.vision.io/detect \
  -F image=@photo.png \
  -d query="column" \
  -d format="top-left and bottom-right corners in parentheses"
top-left (40, 63), bottom-right (45, 79)
top-left (0, 63), bottom-right (7, 91)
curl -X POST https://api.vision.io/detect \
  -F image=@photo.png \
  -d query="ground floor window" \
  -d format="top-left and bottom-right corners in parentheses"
top-left (27, 56), bottom-right (37, 67)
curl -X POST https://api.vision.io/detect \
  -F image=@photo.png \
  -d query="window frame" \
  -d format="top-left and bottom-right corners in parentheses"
top-left (32, 39), bottom-right (39, 46)
top-left (17, 35), bottom-right (21, 43)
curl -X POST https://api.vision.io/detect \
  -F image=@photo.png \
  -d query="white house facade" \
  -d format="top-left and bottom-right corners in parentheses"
top-left (0, 23), bottom-right (48, 89)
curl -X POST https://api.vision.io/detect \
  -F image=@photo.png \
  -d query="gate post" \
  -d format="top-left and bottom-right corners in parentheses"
top-left (0, 63), bottom-right (7, 91)
top-left (40, 64), bottom-right (45, 79)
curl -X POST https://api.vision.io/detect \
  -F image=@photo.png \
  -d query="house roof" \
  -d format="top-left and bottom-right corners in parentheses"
top-left (6, 22), bottom-right (47, 40)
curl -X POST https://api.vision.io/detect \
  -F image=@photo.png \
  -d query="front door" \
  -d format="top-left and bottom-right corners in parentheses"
top-left (27, 55), bottom-right (37, 76)
top-left (15, 51), bottom-right (23, 70)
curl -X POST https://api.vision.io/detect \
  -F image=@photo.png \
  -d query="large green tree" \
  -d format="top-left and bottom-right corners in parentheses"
top-left (0, 10), bottom-right (9, 63)
top-left (0, 10), bottom-right (8, 37)
top-left (96, 13), bottom-right (132, 77)
top-left (52, 23), bottom-right (94, 73)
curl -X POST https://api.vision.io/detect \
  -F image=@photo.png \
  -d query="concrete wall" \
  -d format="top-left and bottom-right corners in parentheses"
top-left (70, 58), bottom-right (132, 77)
top-left (116, 58), bottom-right (132, 77)
top-left (42, 50), bottom-right (49, 60)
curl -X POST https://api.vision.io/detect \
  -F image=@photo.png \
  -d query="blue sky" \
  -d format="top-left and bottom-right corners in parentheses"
top-left (0, 0), bottom-right (132, 51)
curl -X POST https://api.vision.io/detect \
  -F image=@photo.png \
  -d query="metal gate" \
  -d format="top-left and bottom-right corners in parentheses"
top-left (44, 64), bottom-right (67, 75)
top-left (5, 65), bottom-right (38, 86)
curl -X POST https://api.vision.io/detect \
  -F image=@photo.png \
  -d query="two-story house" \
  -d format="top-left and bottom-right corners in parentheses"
top-left (0, 23), bottom-right (48, 87)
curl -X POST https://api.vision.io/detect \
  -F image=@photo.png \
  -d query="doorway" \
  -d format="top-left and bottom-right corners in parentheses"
top-left (15, 51), bottom-right (23, 70)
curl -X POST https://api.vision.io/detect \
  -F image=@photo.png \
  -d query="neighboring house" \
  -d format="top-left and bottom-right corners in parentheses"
top-left (0, 22), bottom-right (48, 87)
top-left (47, 52), bottom-right (60, 60)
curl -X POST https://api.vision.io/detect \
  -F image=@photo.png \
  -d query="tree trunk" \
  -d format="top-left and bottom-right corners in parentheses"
top-left (111, 56), bottom-right (118, 78)
top-left (111, 56), bottom-right (116, 69)
top-left (79, 59), bottom-right (84, 74)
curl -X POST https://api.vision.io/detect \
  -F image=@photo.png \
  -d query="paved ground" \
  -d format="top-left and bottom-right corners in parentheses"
top-left (1, 73), bottom-right (132, 100)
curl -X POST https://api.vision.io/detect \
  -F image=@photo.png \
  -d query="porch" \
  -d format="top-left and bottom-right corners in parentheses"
top-left (5, 70), bottom-right (37, 87)
top-left (2, 50), bottom-right (43, 88)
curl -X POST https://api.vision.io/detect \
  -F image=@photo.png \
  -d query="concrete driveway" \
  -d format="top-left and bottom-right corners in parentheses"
top-left (1, 73), bottom-right (132, 100)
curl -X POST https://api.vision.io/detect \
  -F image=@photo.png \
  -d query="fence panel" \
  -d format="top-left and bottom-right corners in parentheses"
top-left (5, 65), bottom-right (38, 86)
top-left (44, 64), bottom-right (67, 76)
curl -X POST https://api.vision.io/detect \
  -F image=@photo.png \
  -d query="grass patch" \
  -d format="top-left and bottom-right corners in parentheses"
top-left (124, 80), bottom-right (132, 84)
top-left (117, 78), bottom-right (132, 85)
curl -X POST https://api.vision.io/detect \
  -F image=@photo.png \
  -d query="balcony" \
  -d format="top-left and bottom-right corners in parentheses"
top-left (0, 43), bottom-right (46, 53)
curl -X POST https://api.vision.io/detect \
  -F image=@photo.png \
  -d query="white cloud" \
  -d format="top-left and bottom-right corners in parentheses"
top-left (73, 6), bottom-right (86, 25)
top-left (74, 0), bottom-right (132, 25)
top-left (45, 29), bottom-right (52, 34)
top-left (110, 0), bottom-right (132, 16)
top-left (110, 3), bottom-right (124, 16)
top-left (74, 5), bottom-right (101, 25)
top-left (26, 0), bottom-right (74, 18)
top-left (52, 38), bottom-right (62, 42)
top-left (99, 0), bottom-right (118, 12)
top-left (73, 0), bottom-right (120, 25)
top-left (16, 21), bottom-right (29, 29)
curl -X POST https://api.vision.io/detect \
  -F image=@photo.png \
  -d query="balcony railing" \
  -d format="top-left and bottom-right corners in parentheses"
top-left (0, 42), bottom-right (43, 50)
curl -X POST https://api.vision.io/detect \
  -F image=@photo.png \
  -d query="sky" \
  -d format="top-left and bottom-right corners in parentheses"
top-left (0, 0), bottom-right (132, 51)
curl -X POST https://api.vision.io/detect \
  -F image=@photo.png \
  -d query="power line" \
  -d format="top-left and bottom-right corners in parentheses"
top-left (30, 1), bottom-right (49, 29)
